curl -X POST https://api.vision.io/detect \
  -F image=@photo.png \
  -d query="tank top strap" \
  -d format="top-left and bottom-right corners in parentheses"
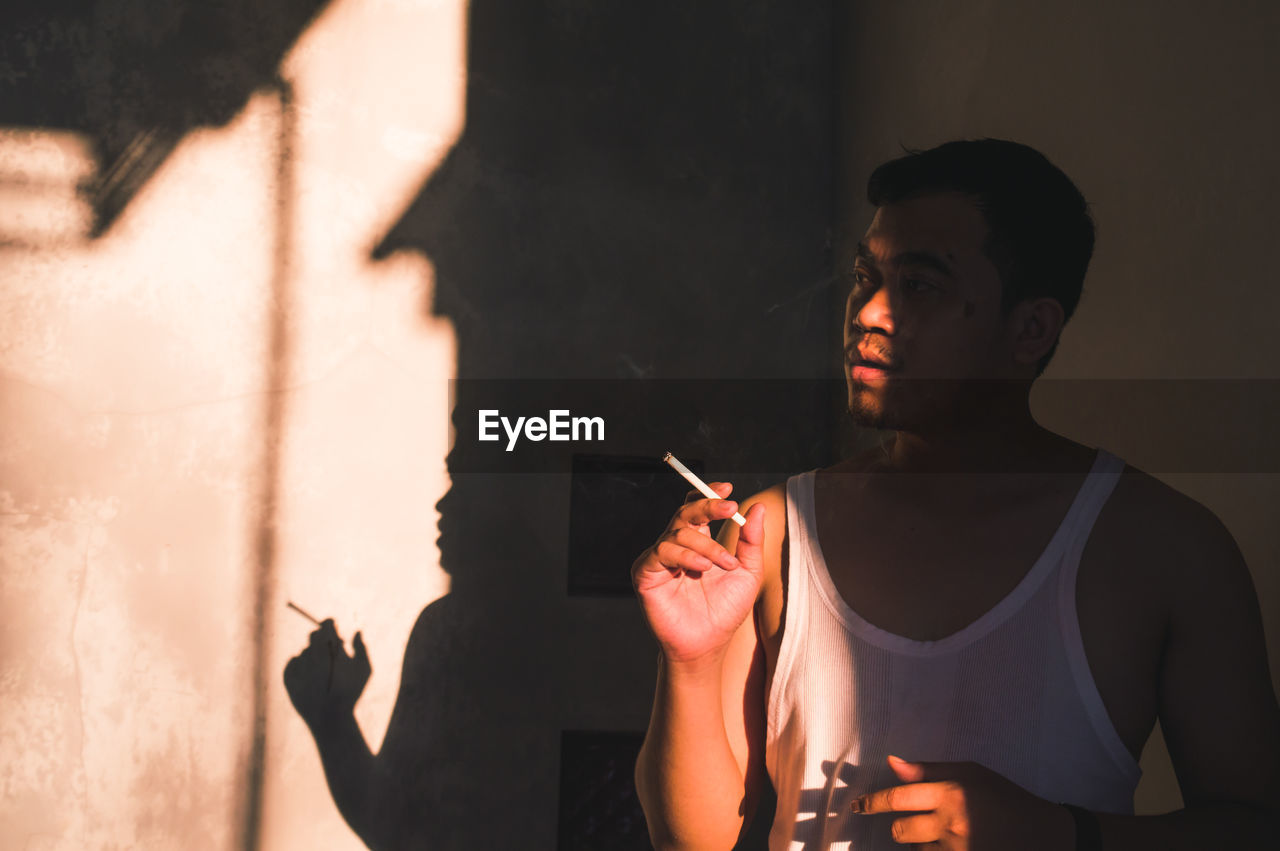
top-left (1054, 447), bottom-right (1127, 600)
top-left (1055, 448), bottom-right (1140, 784)
top-left (767, 470), bottom-right (820, 749)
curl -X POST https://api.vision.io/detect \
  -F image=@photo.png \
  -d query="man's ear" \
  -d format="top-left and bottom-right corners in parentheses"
top-left (1007, 296), bottom-right (1064, 367)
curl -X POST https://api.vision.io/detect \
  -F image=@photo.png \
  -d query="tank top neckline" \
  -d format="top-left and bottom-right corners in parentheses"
top-left (797, 446), bottom-right (1122, 657)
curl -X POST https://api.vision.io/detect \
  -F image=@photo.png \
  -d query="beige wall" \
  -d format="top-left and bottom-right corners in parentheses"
top-left (1, 102), bottom-right (277, 849)
top-left (1, 0), bottom-right (462, 848)
top-left (837, 0), bottom-right (1279, 815)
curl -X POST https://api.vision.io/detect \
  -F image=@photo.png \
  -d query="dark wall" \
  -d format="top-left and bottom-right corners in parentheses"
top-left (377, 0), bottom-right (835, 381)
top-left (359, 1), bottom-right (836, 847)
top-left (0, 0), bottom-right (328, 233)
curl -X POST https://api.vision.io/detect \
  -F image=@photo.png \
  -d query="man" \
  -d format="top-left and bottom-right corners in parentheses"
top-left (631, 139), bottom-right (1279, 849)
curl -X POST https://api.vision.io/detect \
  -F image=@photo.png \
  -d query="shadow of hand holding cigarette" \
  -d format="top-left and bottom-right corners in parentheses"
top-left (283, 618), bottom-right (372, 729)
top-left (284, 616), bottom-right (408, 849)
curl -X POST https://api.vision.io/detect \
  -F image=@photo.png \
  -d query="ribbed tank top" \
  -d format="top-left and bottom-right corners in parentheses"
top-left (765, 448), bottom-right (1140, 850)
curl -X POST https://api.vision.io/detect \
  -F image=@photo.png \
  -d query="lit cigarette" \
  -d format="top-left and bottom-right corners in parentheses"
top-left (662, 452), bottom-right (746, 526)
top-left (286, 600), bottom-right (322, 625)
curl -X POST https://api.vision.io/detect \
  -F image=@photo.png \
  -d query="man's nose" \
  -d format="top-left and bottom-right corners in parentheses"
top-left (855, 282), bottom-right (896, 335)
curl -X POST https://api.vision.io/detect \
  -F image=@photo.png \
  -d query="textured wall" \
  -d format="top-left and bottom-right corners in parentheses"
top-left (1, 101), bottom-right (279, 849)
top-left (1, 0), bottom-right (462, 848)
top-left (1, 0), bottom-right (832, 848)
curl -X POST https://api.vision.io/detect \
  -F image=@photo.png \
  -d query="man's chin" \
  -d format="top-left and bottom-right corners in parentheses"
top-left (847, 396), bottom-right (895, 431)
top-left (847, 385), bottom-right (941, 433)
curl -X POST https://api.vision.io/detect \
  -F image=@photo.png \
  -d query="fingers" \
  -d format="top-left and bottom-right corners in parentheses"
top-left (886, 812), bottom-right (946, 844)
top-left (852, 781), bottom-right (953, 815)
top-left (731, 502), bottom-right (766, 569)
top-left (887, 753), bottom-right (926, 782)
top-left (671, 488), bottom-right (740, 529)
top-left (634, 482), bottom-right (755, 589)
top-left (308, 618), bottom-right (341, 649)
top-left (654, 527), bottom-right (743, 573)
top-left (683, 480), bottom-right (732, 502)
top-left (352, 631), bottom-right (370, 667)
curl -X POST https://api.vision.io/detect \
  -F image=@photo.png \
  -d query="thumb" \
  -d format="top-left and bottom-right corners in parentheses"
top-left (887, 754), bottom-right (925, 782)
top-left (734, 503), bottom-right (767, 572)
top-left (352, 631), bottom-right (370, 665)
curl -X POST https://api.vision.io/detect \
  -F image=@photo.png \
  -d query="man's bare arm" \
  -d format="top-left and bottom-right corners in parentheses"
top-left (634, 609), bottom-right (767, 850)
top-left (1086, 503), bottom-right (1280, 846)
top-left (284, 622), bottom-right (407, 849)
top-left (633, 484), bottom-right (785, 850)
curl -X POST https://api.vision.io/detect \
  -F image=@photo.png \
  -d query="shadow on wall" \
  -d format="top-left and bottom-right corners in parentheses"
top-left (0, 0), bottom-right (328, 238)
top-left (287, 0), bottom-right (835, 848)
top-left (3, 0), bottom-right (833, 847)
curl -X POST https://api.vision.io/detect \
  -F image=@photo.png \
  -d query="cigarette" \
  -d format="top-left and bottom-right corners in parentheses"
top-left (662, 452), bottom-right (747, 526)
top-left (286, 600), bottom-right (322, 626)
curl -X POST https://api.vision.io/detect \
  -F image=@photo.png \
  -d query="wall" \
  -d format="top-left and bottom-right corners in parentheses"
top-left (1, 0), bottom-right (462, 848)
top-left (1, 0), bottom-right (832, 848)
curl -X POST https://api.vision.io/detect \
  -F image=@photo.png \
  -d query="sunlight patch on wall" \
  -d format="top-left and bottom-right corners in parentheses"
top-left (0, 129), bottom-right (95, 247)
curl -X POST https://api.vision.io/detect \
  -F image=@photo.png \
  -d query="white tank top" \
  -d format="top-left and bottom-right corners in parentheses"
top-left (765, 448), bottom-right (1141, 850)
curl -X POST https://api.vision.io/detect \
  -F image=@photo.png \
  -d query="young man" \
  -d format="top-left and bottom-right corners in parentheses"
top-left (631, 139), bottom-right (1279, 850)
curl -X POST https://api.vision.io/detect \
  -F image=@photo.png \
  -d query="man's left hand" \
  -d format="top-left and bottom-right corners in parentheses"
top-left (851, 755), bottom-right (1075, 849)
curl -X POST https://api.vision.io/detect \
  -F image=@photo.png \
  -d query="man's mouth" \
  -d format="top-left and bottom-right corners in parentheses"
top-left (850, 360), bottom-right (895, 380)
top-left (845, 340), bottom-right (898, 381)
top-left (847, 346), bottom-right (900, 381)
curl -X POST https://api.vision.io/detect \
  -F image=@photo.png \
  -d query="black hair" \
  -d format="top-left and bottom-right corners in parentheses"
top-left (866, 138), bottom-right (1094, 377)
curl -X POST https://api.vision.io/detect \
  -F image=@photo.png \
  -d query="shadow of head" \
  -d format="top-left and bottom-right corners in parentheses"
top-left (1, 0), bottom-right (330, 233)
top-left (370, 0), bottom-right (832, 380)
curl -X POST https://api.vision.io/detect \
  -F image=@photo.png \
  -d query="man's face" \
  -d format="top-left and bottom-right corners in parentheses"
top-left (842, 191), bottom-right (1020, 433)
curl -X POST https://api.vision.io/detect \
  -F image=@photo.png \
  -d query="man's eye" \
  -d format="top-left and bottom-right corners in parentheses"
top-left (904, 278), bottom-right (935, 293)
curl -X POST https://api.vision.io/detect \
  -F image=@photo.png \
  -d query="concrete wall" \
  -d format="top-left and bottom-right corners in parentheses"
top-left (2, 0), bottom-right (832, 847)
top-left (836, 0), bottom-right (1280, 815)
top-left (1, 1), bottom-right (462, 848)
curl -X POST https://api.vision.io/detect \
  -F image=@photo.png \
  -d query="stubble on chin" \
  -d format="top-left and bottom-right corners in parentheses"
top-left (847, 386), bottom-right (894, 431)
top-left (847, 378), bottom-right (968, 434)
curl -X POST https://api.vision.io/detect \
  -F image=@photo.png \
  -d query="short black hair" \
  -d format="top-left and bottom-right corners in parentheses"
top-left (866, 138), bottom-right (1094, 377)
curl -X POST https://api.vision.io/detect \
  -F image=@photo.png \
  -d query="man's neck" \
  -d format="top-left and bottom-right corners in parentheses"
top-left (880, 390), bottom-right (1077, 477)
top-left (888, 425), bottom-right (1059, 475)
top-left (865, 420), bottom-right (1087, 516)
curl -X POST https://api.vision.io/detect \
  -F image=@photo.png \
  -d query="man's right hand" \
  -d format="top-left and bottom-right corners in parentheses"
top-left (631, 482), bottom-right (766, 666)
top-left (283, 618), bottom-right (371, 729)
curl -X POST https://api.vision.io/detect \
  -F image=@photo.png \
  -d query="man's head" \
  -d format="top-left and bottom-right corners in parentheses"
top-left (843, 139), bottom-right (1094, 433)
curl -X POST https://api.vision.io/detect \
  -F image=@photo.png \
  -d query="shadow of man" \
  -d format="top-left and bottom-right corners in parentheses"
top-left (281, 0), bottom-right (833, 847)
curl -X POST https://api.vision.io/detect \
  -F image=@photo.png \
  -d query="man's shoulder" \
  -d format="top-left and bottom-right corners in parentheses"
top-left (718, 481), bottom-right (789, 556)
top-left (1105, 459), bottom-right (1233, 548)
top-left (736, 480), bottom-right (788, 517)
top-left (739, 480), bottom-right (789, 549)
top-left (1095, 457), bottom-right (1245, 597)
